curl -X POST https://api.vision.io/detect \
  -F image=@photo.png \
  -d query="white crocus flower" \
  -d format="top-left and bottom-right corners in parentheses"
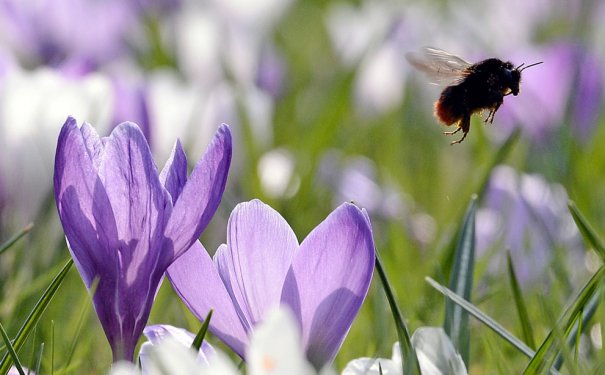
top-left (110, 308), bottom-right (335, 375)
top-left (342, 327), bottom-right (467, 375)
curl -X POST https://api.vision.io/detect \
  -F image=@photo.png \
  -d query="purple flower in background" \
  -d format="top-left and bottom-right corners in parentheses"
top-left (53, 117), bottom-right (231, 361)
top-left (0, 0), bottom-right (138, 66)
top-left (476, 165), bottom-right (584, 285)
top-left (495, 42), bottom-right (603, 142)
top-left (111, 78), bottom-right (152, 145)
top-left (167, 199), bottom-right (375, 369)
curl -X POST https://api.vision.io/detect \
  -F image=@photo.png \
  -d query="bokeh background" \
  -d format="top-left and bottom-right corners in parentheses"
top-left (0, 0), bottom-right (603, 373)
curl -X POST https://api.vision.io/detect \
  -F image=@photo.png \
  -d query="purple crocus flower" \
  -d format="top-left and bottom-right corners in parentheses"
top-left (167, 199), bottom-right (375, 369)
top-left (53, 117), bottom-right (231, 362)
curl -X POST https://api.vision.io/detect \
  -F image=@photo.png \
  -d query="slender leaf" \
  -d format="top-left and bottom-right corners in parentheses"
top-left (375, 253), bottom-right (420, 375)
top-left (0, 322), bottom-right (25, 375)
top-left (191, 310), bottom-right (213, 352)
top-left (568, 201), bottom-right (605, 261)
top-left (0, 223), bottom-right (34, 256)
top-left (506, 251), bottom-right (536, 349)
top-left (34, 343), bottom-right (44, 375)
top-left (553, 281), bottom-right (602, 370)
top-left (522, 265), bottom-right (605, 374)
top-left (0, 259), bottom-right (73, 374)
top-left (444, 195), bottom-right (477, 365)
top-left (426, 277), bottom-right (535, 359)
top-left (61, 280), bottom-right (95, 372)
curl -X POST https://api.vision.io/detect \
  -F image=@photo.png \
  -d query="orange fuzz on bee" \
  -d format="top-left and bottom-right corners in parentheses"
top-left (406, 48), bottom-right (542, 145)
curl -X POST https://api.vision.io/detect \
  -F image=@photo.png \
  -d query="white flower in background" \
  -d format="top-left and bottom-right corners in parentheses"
top-left (342, 327), bottom-right (467, 375)
top-left (0, 66), bottom-right (112, 226)
top-left (257, 148), bottom-right (299, 198)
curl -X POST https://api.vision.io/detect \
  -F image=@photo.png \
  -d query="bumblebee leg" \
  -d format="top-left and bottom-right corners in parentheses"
top-left (450, 113), bottom-right (471, 145)
top-left (485, 95), bottom-right (503, 123)
top-left (443, 127), bottom-right (462, 136)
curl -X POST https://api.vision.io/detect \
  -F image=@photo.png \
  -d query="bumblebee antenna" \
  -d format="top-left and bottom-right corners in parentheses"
top-left (517, 61), bottom-right (543, 72)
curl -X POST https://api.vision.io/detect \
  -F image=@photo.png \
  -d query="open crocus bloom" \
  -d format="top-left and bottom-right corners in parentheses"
top-left (342, 327), bottom-right (467, 375)
top-left (54, 117), bottom-right (231, 361)
top-left (167, 199), bottom-right (375, 369)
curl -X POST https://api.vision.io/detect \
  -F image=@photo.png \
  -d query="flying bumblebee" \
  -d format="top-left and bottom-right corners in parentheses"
top-left (406, 47), bottom-right (542, 145)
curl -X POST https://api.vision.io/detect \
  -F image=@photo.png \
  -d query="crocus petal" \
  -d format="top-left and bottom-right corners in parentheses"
top-left (412, 328), bottom-right (467, 375)
top-left (220, 200), bottom-right (298, 327)
top-left (94, 122), bottom-right (173, 360)
top-left (282, 202), bottom-right (375, 368)
top-left (55, 117), bottom-right (114, 288)
top-left (159, 139), bottom-right (188, 203)
top-left (164, 123), bottom-right (232, 260)
top-left (167, 241), bottom-right (249, 357)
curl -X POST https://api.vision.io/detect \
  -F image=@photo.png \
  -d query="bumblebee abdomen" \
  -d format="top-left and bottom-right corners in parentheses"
top-left (434, 85), bottom-right (466, 125)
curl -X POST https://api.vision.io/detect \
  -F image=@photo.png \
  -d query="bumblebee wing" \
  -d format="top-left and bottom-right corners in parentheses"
top-left (406, 47), bottom-right (472, 85)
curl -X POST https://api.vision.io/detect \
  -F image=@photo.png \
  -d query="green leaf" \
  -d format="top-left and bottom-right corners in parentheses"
top-left (568, 201), bottom-right (605, 261)
top-left (34, 343), bottom-right (44, 375)
top-left (0, 322), bottom-right (24, 375)
top-left (444, 195), bottom-right (477, 365)
top-left (426, 276), bottom-right (535, 359)
top-left (191, 309), bottom-right (213, 352)
top-left (375, 253), bottom-right (420, 375)
top-left (0, 223), bottom-right (33, 256)
top-left (522, 265), bottom-right (605, 374)
top-left (553, 292), bottom-right (600, 369)
top-left (506, 251), bottom-right (536, 349)
top-left (0, 259), bottom-right (73, 374)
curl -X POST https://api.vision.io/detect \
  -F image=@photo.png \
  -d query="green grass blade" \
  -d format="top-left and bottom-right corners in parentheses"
top-left (34, 343), bottom-right (44, 375)
top-left (0, 259), bottom-right (73, 374)
top-left (0, 322), bottom-right (25, 375)
top-left (0, 223), bottom-right (34, 256)
top-left (375, 253), bottom-right (420, 375)
top-left (506, 251), bottom-right (536, 349)
top-left (444, 195), bottom-right (477, 365)
top-left (568, 201), bottom-right (605, 261)
top-left (522, 265), bottom-right (605, 374)
top-left (553, 292), bottom-right (600, 369)
top-left (191, 309), bottom-right (213, 352)
top-left (426, 276), bottom-right (536, 359)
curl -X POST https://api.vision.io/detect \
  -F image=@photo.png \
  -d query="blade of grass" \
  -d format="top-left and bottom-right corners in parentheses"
top-left (60, 278), bottom-right (96, 372)
top-left (553, 292), bottom-right (600, 369)
top-left (191, 309), bottom-right (213, 352)
top-left (522, 265), bottom-right (605, 374)
top-left (426, 276), bottom-right (536, 359)
top-left (34, 343), bottom-right (44, 375)
top-left (506, 251), bottom-right (536, 349)
top-left (444, 196), bottom-right (477, 365)
top-left (0, 322), bottom-right (25, 375)
top-left (0, 259), bottom-right (73, 374)
top-left (375, 252), bottom-right (420, 375)
top-left (0, 223), bottom-right (33, 256)
top-left (568, 201), bottom-right (605, 261)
